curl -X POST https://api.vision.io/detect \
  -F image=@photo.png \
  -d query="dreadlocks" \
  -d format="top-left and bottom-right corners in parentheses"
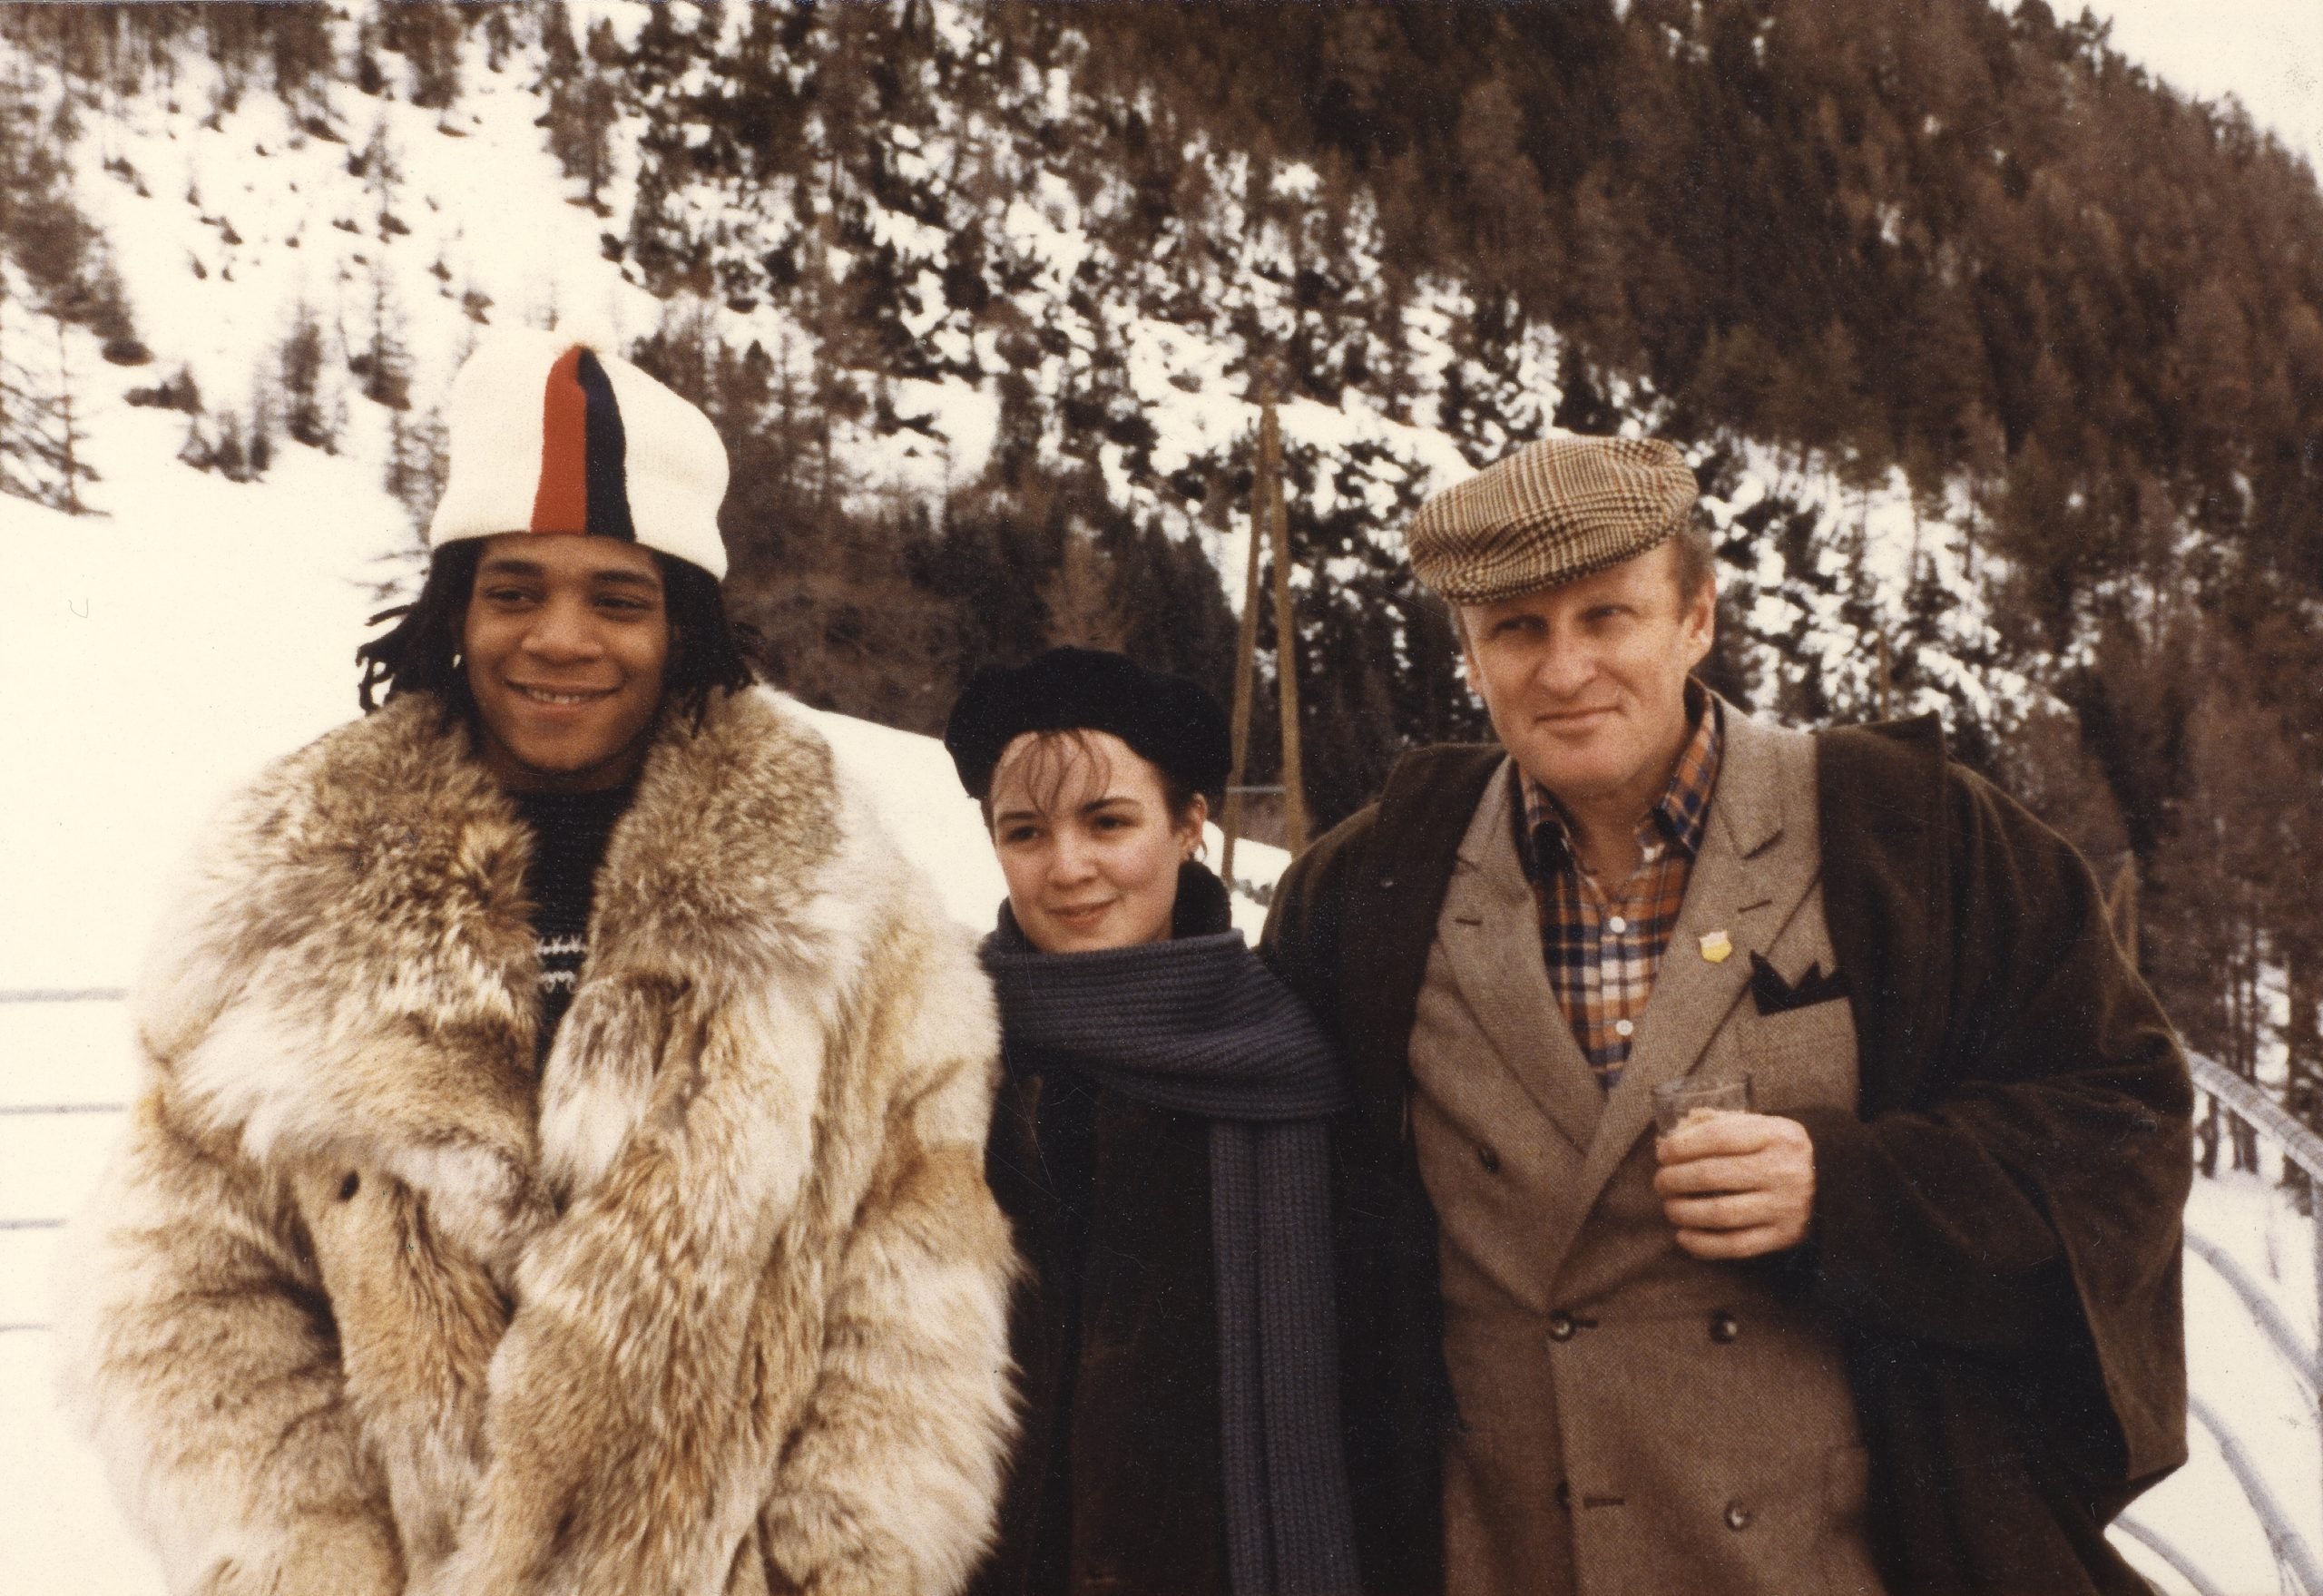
top-left (356, 541), bottom-right (756, 722)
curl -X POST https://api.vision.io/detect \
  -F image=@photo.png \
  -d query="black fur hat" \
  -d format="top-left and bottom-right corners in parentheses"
top-left (944, 647), bottom-right (1232, 804)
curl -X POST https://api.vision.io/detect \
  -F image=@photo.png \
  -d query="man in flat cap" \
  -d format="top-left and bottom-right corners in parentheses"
top-left (1261, 434), bottom-right (2190, 1595)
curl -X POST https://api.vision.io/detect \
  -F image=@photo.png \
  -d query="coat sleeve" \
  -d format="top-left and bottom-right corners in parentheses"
top-left (54, 1092), bottom-right (403, 1596)
top-left (754, 915), bottom-right (1020, 1596)
top-left (1259, 824), bottom-right (1347, 1029)
top-left (1792, 759), bottom-right (2191, 1479)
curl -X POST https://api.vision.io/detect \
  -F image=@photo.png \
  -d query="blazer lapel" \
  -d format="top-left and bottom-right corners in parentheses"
top-left (1550, 710), bottom-right (1825, 1269)
top-left (1435, 759), bottom-right (1606, 1158)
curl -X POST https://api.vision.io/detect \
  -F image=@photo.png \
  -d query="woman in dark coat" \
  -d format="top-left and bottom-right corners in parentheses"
top-left (946, 648), bottom-right (1360, 1596)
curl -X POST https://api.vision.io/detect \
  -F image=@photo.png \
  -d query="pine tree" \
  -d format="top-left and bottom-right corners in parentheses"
top-left (0, 266), bottom-right (41, 504)
top-left (279, 301), bottom-right (329, 448)
top-left (382, 405), bottom-right (447, 529)
top-left (540, 13), bottom-right (619, 211)
top-left (379, 3), bottom-right (462, 112)
top-left (351, 263), bottom-right (410, 411)
top-left (264, 5), bottom-right (336, 120)
top-left (247, 393), bottom-right (273, 478)
top-left (28, 315), bottom-right (93, 513)
top-left (351, 118), bottom-right (403, 237)
top-left (1041, 527), bottom-right (1129, 651)
top-left (211, 412), bottom-right (249, 484)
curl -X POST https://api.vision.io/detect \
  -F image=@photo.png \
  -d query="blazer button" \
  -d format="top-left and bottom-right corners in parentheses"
top-left (1554, 1481), bottom-right (1572, 1510)
top-left (1709, 1309), bottom-right (1740, 1343)
top-left (1476, 1142), bottom-right (1502, 1173)
top-left (1724, 1501), bottom-right (1752, 1532)
top-left (1547, 1310), bottom-right (1576, 1342)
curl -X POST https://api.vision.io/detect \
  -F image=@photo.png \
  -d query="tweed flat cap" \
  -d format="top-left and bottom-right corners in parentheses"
top-left (1405, 435), bottom-right (1698, 603)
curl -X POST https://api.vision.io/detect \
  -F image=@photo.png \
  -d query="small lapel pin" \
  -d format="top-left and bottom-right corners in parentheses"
top-left (1700, 930), bottom-right (1734, 964)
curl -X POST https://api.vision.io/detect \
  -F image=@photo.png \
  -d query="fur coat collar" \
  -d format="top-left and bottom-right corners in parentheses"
top-left (64, 686), bottom-right (1015, 1596)
top-left (148, 685), bottom-right (870, 1265)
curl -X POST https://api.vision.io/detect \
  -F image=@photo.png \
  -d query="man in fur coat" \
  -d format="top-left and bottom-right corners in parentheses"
top-left (57, 331), bottom-right (1018, 1596)
top-left (1261, 436), bottom-right (2191, 1595)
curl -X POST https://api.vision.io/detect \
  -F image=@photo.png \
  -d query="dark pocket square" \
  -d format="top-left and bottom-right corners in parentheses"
top-left (1750, 951), bottom-right (1851, 1016)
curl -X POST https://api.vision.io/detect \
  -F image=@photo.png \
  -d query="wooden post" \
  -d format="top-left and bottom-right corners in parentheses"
top-left (1223, 389), bottom-right (1309, 876)
top-left (1261, 398), bottom-right (1309, 856)
top-left (2106, 856), bottom-right (2141, 968)
top-left (1220, 402), bottom-right (1267, 888)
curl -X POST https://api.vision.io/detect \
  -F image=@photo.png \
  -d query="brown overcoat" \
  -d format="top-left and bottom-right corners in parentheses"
top-left (1259, 714), bottom-right (2191, 1596)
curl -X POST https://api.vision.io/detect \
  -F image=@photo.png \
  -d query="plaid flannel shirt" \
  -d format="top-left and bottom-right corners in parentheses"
top-left (1514, 692), bottom-right (1723, 1089)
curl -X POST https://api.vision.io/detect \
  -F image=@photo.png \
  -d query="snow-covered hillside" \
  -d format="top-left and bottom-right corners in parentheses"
top-left (0, 5), bottom-right (2311, 1594)
top-left (2, 2), bottom-right (2034, 755)
top-left (0, 453), bottom-right (2305, 1595)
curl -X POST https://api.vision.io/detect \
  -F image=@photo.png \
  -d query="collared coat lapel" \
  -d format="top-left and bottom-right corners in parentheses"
top-left (1435, 758), bottom-right (1605, 1159)
top-left (1548, 709), bottom-right (1825, 1278)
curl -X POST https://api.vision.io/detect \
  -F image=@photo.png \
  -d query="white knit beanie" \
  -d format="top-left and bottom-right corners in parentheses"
top-left (427, 329), bottom-right (730, 579)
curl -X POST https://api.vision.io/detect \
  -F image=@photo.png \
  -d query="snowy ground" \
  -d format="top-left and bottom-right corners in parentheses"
top-left (0, 435), bottom-right (2309, 1593)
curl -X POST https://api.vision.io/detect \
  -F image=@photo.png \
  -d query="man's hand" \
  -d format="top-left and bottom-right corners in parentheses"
top-left (1652, 1111), bottom-right (1815, 1258)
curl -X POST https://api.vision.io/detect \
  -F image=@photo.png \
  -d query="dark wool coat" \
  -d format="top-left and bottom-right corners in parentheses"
top-left (970, 864), bottom-right (1235, 1596)
top-left (1259, 716), bottom-right (2191, 1596)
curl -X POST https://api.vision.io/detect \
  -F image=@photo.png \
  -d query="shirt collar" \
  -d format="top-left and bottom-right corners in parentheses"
top-left (1515, 684), bottom-right (1723, 879)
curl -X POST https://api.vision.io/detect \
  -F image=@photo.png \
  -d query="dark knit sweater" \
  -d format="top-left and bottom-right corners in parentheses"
top-left (511, 785), bottom-right (633, 1047)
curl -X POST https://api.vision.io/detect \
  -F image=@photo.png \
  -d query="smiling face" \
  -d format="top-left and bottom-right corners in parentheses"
top-left (462, 533), bottom-right (671, 793)
top-left (988, 729), bottom-right (1207, 954)
top-left (1458, 539), bottom-right (1715, 830)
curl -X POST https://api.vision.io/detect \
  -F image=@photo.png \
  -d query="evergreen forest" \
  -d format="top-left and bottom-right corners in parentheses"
top-left (3, 0), bottom-right (2320, 1168)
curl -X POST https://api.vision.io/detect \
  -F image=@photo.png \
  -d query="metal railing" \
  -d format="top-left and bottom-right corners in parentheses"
top-left (2192, 1053), bottom-right (2323, 1184)
top-left (2187, 1389), bottom-right (2323, 1596)
top-left (2171, 1052), bottom-right (2323, 1596)
top-left (2183, 1229), bottom-right (2323, 1399)
top-left (3, 997), bottom-right (2322, 1589)
top-left (2112, 1515), bottom-right (2231, 1596)
top-left (1, 984), bottom-right (130, 1335)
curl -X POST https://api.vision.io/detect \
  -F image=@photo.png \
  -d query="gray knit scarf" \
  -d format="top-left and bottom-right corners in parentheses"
top-left (982, 905), bottom-right (1363, 1596)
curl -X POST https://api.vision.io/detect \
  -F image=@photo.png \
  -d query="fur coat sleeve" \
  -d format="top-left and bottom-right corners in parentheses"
top-left (58, 1094), bottom-right (408, 1596)
top-left (55, 688), bottom-right (1018, 1596)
